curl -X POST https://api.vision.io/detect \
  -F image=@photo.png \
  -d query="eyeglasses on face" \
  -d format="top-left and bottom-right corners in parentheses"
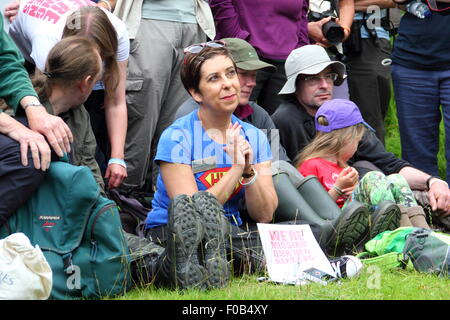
top-left (183, 40), bottom-right (226, 54)
top-left (301, 73), bottom-right (338, 85)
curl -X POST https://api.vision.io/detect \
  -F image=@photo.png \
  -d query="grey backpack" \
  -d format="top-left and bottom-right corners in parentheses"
top-left (402, 228), bottom-right (450, 277)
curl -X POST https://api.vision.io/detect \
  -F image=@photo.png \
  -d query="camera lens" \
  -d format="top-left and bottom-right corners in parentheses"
top-left (322, 21), bottom-right (345, 45)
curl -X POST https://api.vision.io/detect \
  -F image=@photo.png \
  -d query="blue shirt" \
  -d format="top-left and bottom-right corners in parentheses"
top-left (392, 13), bottom-right (450, 70)
top-left (145, 110), bottom-right (272, 229)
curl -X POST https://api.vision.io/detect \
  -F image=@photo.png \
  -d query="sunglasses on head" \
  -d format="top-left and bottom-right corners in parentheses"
top-left (183, 40), bottom-right (226, 54)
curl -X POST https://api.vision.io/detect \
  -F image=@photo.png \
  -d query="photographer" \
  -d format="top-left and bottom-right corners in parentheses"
top-left (344, 0), bottom-right (396, 144)
top-left (308, 0), bottom-right (354, 48)
top-left (308, 0), bottom-right (355, 99)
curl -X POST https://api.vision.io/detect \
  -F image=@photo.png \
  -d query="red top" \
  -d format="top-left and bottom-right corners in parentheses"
top-left (298, 158), bottom-right (346, 208)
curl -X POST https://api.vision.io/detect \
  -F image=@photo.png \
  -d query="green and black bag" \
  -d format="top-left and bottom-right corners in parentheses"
top-left (0, 161), bottom-right (132, 299)
top-left (402, 228), bottom-right (450, 277)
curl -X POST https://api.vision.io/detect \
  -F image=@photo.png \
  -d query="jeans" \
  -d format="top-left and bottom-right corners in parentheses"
top-left (392, 63), bottom-right (450, 183)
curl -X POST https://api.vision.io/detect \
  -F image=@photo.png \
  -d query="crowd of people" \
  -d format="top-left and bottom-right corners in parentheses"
top-left (1, 0), bottom-right (450, 292)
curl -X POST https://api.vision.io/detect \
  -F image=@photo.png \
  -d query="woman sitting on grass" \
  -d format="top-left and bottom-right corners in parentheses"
top-left (135, 41), bottom-right (277, 291)
top-left (296, 99), bottom-right (430, 251)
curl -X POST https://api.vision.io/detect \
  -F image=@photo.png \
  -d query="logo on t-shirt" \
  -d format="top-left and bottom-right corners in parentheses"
top-left (198, 167), bottom-right (243, 200)
top-left (23, 0), bottom-right (94, 24)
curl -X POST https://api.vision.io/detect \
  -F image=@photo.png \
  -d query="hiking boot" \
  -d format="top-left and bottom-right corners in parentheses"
top-left (398, 204), bottom-right (430, 229)
top-left (165, 194), bottom-right (207, 290)
top-left (369, 201), bottom-right (401, 239)
top-left (192, 191), bottom-right (231, 289)
top-left (326, 201), bottom-right (370, 257)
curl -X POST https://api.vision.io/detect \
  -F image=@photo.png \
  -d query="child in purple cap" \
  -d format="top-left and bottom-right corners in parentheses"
top-left (295, 99), bottom-right (430, 241)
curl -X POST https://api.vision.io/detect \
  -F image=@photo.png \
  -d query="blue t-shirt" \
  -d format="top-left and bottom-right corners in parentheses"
top-left (392, 13), bottom-right (450, 70)
top-left (145, 110), bottom-right (272, 229)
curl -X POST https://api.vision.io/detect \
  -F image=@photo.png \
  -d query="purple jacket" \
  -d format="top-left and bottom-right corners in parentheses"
top-left (209, 0), bottom-right (310, 61)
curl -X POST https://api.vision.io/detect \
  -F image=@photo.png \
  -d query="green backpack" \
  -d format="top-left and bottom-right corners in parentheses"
top-left (0, 161), bottom-right (133, 299)
top-left (356, 227), bottom-right (416, 269)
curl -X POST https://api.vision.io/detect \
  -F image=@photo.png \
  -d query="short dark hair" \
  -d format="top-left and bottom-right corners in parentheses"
top-left (180, 46), bottom-right (236, 94)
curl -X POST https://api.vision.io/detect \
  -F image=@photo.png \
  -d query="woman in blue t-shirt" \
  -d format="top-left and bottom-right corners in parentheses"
top-left (140, 42), bottom-right (277, 291)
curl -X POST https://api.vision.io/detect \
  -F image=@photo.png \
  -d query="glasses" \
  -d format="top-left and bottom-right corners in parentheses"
top-left (301, 73), bottom-right (338, 85)
top-left (183, 40), bottom-right (226, 54)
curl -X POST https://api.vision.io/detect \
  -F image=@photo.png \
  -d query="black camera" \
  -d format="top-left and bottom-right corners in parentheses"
top-left (308, 11), bottom-right (345, 46)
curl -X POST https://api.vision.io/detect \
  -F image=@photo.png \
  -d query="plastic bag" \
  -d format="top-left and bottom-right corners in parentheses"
top-left (0, 233), bottom-right (52, 300)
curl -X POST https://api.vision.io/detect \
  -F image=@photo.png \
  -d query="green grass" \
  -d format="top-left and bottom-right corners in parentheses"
top-left (114, 264), bottom-right (450, 300)
top-left (112, 96), bottom-right (449, 301)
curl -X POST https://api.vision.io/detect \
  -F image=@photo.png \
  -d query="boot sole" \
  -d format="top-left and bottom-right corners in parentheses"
top-left (171, 195), bottom-right (207, 290)
top-left (327, 202), bottom-right (370, 256)
top-left (370, 202), bottom-right (401, 239)
top-left (193, 192), bottom-right (231, 289)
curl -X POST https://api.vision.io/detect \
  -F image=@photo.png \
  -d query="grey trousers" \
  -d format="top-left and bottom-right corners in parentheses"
top-left (123, 19), bottom-right (206, 189)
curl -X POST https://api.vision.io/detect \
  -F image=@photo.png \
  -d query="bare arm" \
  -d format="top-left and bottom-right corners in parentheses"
top-left (399, 166), bottom-right (450, 215)
top-left (0, 111), bottom-right (50, 170)
top-left (103, 59), bottom-right (128, 189)
top-left (339, 0), bottom-right (355, 36)
top-left (243, 161), bottom-right (278, 223)
top-left (354, 0), bottom-right (396, 12)
top-left (97, 0), bottom-right (116, 12)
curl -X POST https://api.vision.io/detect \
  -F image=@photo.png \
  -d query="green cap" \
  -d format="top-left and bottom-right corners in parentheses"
top-left (222, 38), bottom-right (276, 72)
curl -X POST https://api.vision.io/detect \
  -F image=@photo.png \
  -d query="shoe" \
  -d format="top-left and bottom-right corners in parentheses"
top-left (400, 204), bottom-right (430, 229)
top-left (326, 201), bottom-right (370, 257)
top-left (329, 255), bottom-right (363, 279)
top-left (166, 194), bottom-right (207, 290)
top-left (370, 201), bottom-right (401, 239)
top-left (192, 191), bottom-right (231, 288)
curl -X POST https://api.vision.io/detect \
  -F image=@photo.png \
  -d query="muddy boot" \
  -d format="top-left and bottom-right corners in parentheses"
top-left (192, 191), bottom-right (231, 289)
top-left (160, 194), bottom-right (207, 290)
top-left (326, 201), bottom-right (370, 257)
top-left (369, 201), bottom-right (401, 239)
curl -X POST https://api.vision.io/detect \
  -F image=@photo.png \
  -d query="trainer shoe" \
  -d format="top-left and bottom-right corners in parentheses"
top-left (327, 201), bottom-right (370, 257)
top-left (329, 255), bottom-right (363, 279)
top-left (369, 200), bottom-right (401, 239)
top-left (166, 194), bottom-right (207, 290)
top-left (192, 191), bottom-right (231, 289)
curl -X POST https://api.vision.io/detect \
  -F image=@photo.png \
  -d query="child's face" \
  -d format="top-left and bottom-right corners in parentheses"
top-left (339, 137), bottom-right (359, 163)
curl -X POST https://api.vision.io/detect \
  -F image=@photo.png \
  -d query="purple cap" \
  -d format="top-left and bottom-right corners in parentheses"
top-left (315, 99), bottom-right (374, 133)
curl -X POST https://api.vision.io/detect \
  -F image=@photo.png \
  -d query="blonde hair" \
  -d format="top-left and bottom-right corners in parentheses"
top-left (295, 116), bottom-right (366, 168)
top-left (62, 6), bottom-right (119, 94)
top-left (32, 36), bottom-right (101, 102)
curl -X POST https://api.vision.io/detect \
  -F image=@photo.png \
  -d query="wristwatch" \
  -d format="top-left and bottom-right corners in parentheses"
top-left (242, 167), bottom-right (255, 179)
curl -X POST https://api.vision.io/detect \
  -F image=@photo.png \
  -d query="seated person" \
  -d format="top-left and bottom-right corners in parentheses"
top-left (175, 37), bottom-right (289, 163)
top-left (133, 41), bottom-right (278, 291)
top-left (272, 44), bottom-right (450, 231)
top-left (297, 100), bottom-right (430, 252)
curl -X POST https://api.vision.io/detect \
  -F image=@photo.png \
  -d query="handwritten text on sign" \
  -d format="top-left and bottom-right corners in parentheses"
top-left (269, 230), bottom-right (314, 264)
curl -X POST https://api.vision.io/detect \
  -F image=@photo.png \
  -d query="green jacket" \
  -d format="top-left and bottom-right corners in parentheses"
top-left (44, 102), bottom-right (105, 194)
top-left (0, 14), bottom-right (37, 114)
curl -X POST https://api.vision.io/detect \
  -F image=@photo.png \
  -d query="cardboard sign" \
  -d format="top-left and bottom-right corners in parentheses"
top-left (257, 223), bottom-right (336, 285)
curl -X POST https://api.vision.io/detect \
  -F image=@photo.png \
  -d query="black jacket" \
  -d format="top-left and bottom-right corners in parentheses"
top-left (271, 98), bottom-right (411, 175)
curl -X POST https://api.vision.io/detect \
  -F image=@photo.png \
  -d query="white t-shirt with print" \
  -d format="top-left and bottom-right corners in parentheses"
top-left (9, 0), bottom-right (129, 72)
